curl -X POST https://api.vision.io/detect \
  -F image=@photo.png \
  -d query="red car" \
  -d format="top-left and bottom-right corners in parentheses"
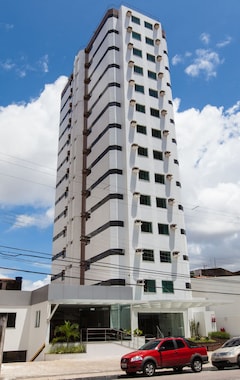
top-left (121, 337), bottom-right (208, 377)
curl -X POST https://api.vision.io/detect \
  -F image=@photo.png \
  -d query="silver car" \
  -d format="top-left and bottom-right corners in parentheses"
top-left (211, 337), bottom-right (240, 370)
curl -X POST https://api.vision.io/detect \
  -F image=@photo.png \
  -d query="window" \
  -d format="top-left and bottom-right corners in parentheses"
top-left (172, 138), bottom-right (177, 144)
top-left (136, 103), bottom-right (145, 113)
top-left (145, 37), bottom-right (154, 45)
top-left (141, 221), bottom-right (152, 233)
top-left (133, 48), bottom-right (142, 57)
top-left (158, 223), bottom-right (169, 235)
top-left (134, 65), bottom-right (143, 75)
top-left (138, 146), bottom-right (148, 156)
top-left (156, 197), bottom-right (167, 208)
top-left (178, 204), bottom-right (184, 211)
top-left (153, 150), bottom-right (163, 160)
top-left (174, 159), bottom-right (179, 165)
top-left (132, 15), bottom-right (140, 24)
top-left (186, 282), bottom-right (192, 289)
top-left (144, 279), bottom-right (156, 292)
top-left (176, 339), bottom-right (185, 349)
top-left (162, 280), bottom-right (174, 293)
top-left (161, 339), bottom-right (175, 350)
top-left (155, 173), bottom-right (165, 184)
top-left (148, 70), bottom-right (157, 80)
top-left (150, 108), bottom-right (160, 118)
top-left (137, 124), bottom-right (147, 134)
top-left (35, 310), bottom-right (41, 328)
top-left (139, 170), bottom-right (149, 181)
top-left (181, 229), bottom-right (186, 235)
top-left (142, 249), bottom-right (154, 262)
top-left (152, 129), bottom-right (161, 139)
top-left (176, 181), bottom-right (181, 187)
top-left (149, 89), bottom-right (158, 98)
top-left (140, 194), bottom-right (151, 206)
top-left (135, 84), bottom-right (144, 93)
top-left (144, 21), bottom-right (153, 29)
top-left (147, 53), bottom-right (155, 62)
top-left (7, 313), bottom-right (16, 328)
top-left (170, 119), bottom-right (175, 124)
top-left (183, 255), bottom-right (189, 261)
top-left (160, 251), bottom-right (171, 263)
top-left (132, 31), bottom-right (141, 40)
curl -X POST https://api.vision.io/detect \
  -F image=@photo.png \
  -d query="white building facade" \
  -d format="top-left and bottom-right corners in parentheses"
top-left (50, 5), bottom-right (207, 338)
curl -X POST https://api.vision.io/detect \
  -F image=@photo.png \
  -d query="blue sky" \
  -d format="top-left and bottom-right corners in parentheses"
top-left (0, 0), bottom-right (240, 289)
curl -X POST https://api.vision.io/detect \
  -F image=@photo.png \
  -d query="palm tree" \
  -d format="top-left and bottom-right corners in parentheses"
top-left (53, 320), bottom-right (80, 346)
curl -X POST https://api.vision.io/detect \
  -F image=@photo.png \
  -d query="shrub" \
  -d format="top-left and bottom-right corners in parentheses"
top-left (209, 331), bottom-right (230, 340)
top-left (49, 343), bottom-right (86, 354)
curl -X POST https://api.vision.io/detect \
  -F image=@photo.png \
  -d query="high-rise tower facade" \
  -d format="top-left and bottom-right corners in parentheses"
top-left (52, 5), bottom-right (191, 305)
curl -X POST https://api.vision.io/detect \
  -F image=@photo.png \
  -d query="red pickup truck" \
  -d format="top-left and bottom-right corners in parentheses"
top-left (121, 337), bottom-right (208, 377)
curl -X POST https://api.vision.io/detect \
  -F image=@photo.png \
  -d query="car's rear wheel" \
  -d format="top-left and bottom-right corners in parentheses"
top-left (191, 358), bottom-right (202, 372)
top-left (143, 361), bottom-right (156, 377)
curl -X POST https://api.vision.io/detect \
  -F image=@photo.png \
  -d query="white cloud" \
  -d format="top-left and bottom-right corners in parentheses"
top-left (200, 32), bottom-right (210, 45)
top-left (216, 36), bottom-right (232, 48)
top-left (185, 49), bottom-right (223, 79)
top-left (22, 275), bottom-right (51, 291)
top-left (0, 22), bottom-right (14, 30)
top-left (0, 76), bottom-right (67, 209)
top-left (175, 99), bottom-right (240, 270)
top-left (171, 54), bottom-right (183, 66)
top-left (11, 207), bottom-right (54, 229)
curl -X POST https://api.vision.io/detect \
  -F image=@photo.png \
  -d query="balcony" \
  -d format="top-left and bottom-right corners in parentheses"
top-left (128, 42), bottom-right (134, 50)
top-left (161, 109), bottom-right (167, 116)
top-left (159, 90), bottom-right (165, 97)
top-left (158, 72), bottom-right (164, 79)
top-left (170, 224), bottom-right (177, 230)
top-left (166, 174), bottom-right (173, 180)
top-left (168, 198), bottom-right (175, 205)
top-left (126, 10), bottom-right (132, 17)
top-left (130, 99), bottom-right (136, 106)
top-left (154, 23), bottom-right (160, 29)
top-left (155, 39), bottom-right (161, 45)
top-left (128, 60), bottom-right (135, 68)
top-left (157, 55), bottom-right (162, 62)
top-left (163, 130), bottom-right (169, 136)
top-left (127, 26), bottom-right (133, 33)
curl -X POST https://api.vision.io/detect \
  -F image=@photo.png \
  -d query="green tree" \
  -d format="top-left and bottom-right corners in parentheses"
top-left (52, 321), bottom-right (80, 346)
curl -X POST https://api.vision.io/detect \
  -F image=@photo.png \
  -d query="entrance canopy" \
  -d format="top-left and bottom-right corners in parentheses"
top-left (48, 283), bottom-right (230, 309)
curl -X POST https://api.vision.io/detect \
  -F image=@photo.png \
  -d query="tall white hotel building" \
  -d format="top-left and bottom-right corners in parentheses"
top-left (51, 5), bottom-right (211, 337)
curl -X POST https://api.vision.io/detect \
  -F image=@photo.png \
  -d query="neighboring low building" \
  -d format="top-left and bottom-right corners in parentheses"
top-left (0, 277), bottom-right (22, 291)
top-left (191, 269), bottom-right (240, 337)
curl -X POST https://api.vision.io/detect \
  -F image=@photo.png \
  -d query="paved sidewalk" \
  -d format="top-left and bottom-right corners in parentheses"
top-left (0, 343), bottom-right (132, 380)
top-left (0, 347), bottom-right (212, 380)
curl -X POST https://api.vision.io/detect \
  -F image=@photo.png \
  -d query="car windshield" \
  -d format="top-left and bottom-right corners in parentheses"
top-left (223, 338), bottom-right (240, 348)
top-left (139, 339), bottom-right (162, 350)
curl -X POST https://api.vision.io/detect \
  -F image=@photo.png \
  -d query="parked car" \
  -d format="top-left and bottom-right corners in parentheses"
top-left (211, 337), bottom-right (240, 370)
top-left (120, 337), bottom-right (208, 377)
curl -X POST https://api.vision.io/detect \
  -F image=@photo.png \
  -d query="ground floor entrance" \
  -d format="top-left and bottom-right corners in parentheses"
top-left (138, 312), bottom-right (184, 338)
